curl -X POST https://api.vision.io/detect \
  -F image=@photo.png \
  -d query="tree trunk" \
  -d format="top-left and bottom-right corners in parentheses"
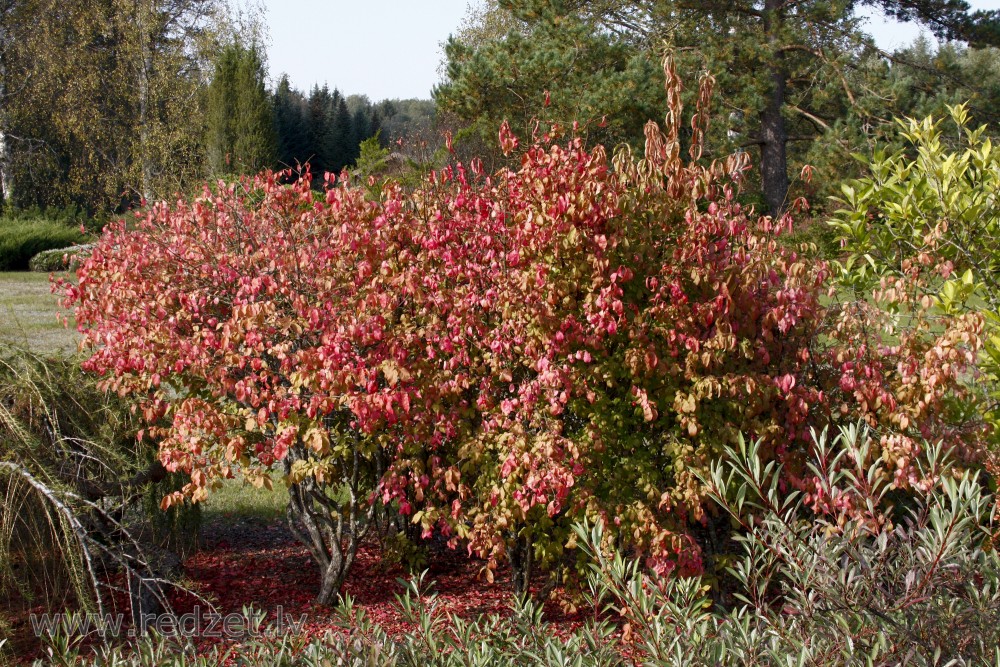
top-left (285, 478), bottom-right (358, 606)
top-left (0, 18), bottom-right (11, 210)
top-left (760, 0), bottom-right (789, 217)
top-left (508, 529), bottom-right (533, 602)
top-left (127, 542), bottom-right (181, 634)
top-left (0, 127), bottom-right (11, 211)
top-left (136, 0), bottom-right (153, 204)
top-left (314, 548), bottom-right (348, 606)
top-left (759, 70), bottom-right (789, 217)
top-left (283, 443), bottom-right (373, 606)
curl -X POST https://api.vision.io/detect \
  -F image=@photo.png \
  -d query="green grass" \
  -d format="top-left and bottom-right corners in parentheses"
top-left (0, 218), bottom-right (86, 271)
top-left (0, 272), bottom-right (78, 355)
top-left (202, 472), bottom-right (288, 524)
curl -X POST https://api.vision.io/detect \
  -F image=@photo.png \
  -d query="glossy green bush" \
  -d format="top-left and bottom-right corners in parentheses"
top-left (831, 102), bottom-right (1000, 470)
top-left (28, 243), bottom-right (94, 272)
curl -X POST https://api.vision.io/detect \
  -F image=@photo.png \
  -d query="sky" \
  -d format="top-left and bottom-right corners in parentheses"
top-left (860, 0), bottom-right (1000, 50)
top-left (261, 0), bottom-right (1000, 103)
top-left (262, 0), bottom-right (471, 101)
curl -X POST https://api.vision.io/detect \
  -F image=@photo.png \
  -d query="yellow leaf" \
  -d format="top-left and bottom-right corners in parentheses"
top-left (304, 427), bottom-right (330, 454)
top-left (381, 360), bottom-right (411, 387)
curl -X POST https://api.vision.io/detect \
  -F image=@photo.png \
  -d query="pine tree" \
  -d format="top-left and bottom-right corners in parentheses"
top-left (441, 0), bottom-right (1000, 215)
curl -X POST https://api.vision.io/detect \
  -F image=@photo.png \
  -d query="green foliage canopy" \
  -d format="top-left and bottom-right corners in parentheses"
top-left (0, 0), bottom-right (224, 214)
top-left (832, 103), bottom-right (1000, 469)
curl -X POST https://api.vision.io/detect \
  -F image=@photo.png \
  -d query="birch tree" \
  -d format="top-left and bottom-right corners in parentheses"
top-left (0, 0), bottom-right (225, 214)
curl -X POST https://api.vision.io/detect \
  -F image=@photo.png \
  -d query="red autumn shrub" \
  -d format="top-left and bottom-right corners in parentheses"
top-left (61, 58), bottom-right (989, 604)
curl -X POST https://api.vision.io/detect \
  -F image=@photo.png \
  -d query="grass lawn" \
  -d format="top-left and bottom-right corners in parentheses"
top-left (202, 471), bottom-right (289, 524)
top-left (0, 271), bottom-right (78, 355)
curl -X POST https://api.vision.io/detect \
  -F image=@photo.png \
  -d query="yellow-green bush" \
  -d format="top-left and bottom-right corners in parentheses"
top-left (831, 103), bottom-right (1000, 469)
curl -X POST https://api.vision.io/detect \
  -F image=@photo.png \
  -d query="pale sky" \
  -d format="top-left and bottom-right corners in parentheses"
top-left (860, 0), bottom-right (1000, 50)
top-left (260, 0), bottom-right (1000, 102)
top-left (262, 0), bottom-right (471, 101)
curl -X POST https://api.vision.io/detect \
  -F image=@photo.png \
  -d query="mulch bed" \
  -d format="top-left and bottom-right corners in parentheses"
top-left (4, 517), bottom-right (595, 663)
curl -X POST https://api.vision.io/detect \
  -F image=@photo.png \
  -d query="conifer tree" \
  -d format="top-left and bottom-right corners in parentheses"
top-left (329, 95), bottom-right (353, 174)
top-left (307, 85), bottom-right (334, 174)
top-left (441, 0), bottom-right (1000, 215)
top-left (274, 75), bottom-right (311, 170)
top-left (205, 39), bottom-right (276, 177)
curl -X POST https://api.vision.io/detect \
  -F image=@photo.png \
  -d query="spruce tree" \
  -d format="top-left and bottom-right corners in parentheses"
top-left (330, 95), bottom-right (353, 174)
top-left (274, 74), bottom-right (311, 171)
top-left (369, 108), bottom-right (383, 147)
top-left (307, 85), bottom-right (334, 174)
top-left (349, 107), bottom-right (370, 165)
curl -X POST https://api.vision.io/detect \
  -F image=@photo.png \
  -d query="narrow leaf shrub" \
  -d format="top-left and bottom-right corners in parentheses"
top-left (35, 427), bottom-right (1000, 666)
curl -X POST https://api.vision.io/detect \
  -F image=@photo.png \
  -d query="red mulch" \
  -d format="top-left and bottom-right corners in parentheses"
top-left (4, 519), bottom-right (597, 663)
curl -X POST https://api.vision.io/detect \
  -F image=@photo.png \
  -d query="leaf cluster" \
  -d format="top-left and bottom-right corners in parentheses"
top-left (62, 58), bottom-right (992, 605)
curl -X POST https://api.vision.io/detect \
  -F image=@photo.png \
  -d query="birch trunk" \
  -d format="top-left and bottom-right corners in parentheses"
top-left (0, 16), bottom-right (11, 209)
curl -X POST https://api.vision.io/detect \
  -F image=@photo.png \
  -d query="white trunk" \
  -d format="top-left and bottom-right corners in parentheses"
top-left (0, 129), bottom-right (11, 206)
top-left (139, 57), bottom-right (153, 203)
top-left (0, 17), bottom-right (11, 208)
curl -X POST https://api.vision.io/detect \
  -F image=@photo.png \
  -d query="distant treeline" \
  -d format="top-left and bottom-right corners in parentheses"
top-left (0, 3), bottom-right (438, 220)
top-left (272, 77), bottom-right (435, 178)
top-left (273, 76), bottom-right (434, 175)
